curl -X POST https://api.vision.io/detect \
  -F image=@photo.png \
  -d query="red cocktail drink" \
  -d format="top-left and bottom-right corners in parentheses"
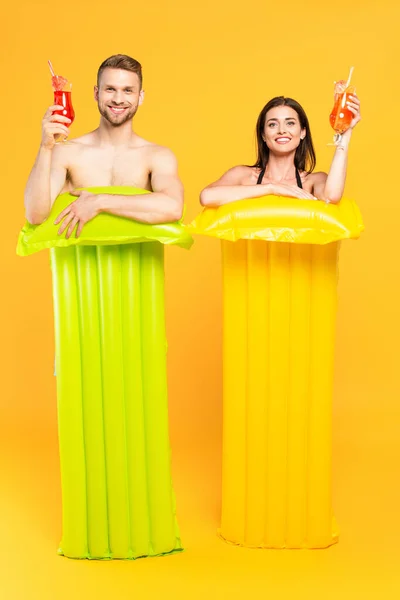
top-left (48, 60), bottom-right (75, 143)
top-left (54, 89), bottom-right (75, 127)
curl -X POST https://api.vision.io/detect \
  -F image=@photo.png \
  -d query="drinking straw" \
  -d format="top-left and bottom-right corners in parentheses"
top-left (48, 60), bottom-right (56, 77)
top-left (346, 66), bottom-right (354, 88)
top-left (340, 66), bottom-right (354, 108)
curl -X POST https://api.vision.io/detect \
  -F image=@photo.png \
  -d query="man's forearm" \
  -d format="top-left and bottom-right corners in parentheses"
top-left (24, 147), bottom-right (53, 224)
top-left (97, 192), bottom-right (183, 224)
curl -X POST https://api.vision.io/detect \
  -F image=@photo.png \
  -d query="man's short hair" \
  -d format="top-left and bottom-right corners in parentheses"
top-left (97, 54), bottom-right (143, 89)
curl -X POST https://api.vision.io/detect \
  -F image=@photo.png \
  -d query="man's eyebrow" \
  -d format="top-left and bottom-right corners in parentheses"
top-left (103, 85), bottom-right (136, 90)
top-left (104, 83), bottom-right (136, 91)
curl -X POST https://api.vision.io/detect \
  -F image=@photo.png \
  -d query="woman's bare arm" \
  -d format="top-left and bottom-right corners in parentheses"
top-left (200, 166), bottom-right (315, 207)
top-left (313, 94), bottom-right (361, 203)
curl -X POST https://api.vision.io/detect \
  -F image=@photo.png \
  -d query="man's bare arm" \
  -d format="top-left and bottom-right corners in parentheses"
top-left (97, 146), bottom-right (184, 223)
top-left (24, 106), bottom-right (71, 224)
top-left (54, 147), bottom-right (184, 238)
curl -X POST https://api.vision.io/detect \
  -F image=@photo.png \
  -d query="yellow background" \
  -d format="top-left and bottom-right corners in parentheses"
top-left (1, 0), bottom-right (399, 597)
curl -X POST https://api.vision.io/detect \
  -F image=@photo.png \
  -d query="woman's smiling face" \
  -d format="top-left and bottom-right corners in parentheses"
top-left (263, 105), bottom-right (306, 153)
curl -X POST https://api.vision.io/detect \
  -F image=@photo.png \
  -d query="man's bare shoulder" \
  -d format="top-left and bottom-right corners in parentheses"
top-left (143, 143), bottom-right (178, 169)
top-left (67, 132), bottom-right (174, 155)
top-left (66, 131), bottom-right (98, 148)
top-left (50, 133), bottom-right (97, 163)
top-left (143, 141), bottom-right (175, 156)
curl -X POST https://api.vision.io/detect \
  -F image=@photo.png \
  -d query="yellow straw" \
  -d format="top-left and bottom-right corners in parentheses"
top-left (346, 66), bottom-right (354, 89)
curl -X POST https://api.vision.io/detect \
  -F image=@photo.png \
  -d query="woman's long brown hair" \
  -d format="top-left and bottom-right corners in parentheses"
top-left (251, 96), bottom-right (316, 173)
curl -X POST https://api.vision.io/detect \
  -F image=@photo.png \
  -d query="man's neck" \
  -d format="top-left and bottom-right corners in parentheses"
top-left (96, 118), bottom-right (136, 146)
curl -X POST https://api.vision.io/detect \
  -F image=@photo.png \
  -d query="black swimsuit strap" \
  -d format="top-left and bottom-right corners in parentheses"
top-left (256, 168), bottom-right (265, 185)
top-left (295, 168), bottom-right (303, 189)
top-left (257, 167), bottom-right (303, 189)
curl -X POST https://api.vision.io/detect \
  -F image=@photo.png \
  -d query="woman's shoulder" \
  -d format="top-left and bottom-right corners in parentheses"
top-left (301, 171), bottom-right (328, 195)
top-left (213, 165), bottom-right (256, 185)
top-left (302, 170), bottom-right (328, 183)
top-left (225, 164), bottom-right (255, 177)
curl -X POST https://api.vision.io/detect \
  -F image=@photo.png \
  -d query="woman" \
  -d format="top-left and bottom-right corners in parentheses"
top-left (200, 93), bottom-right (361, 206)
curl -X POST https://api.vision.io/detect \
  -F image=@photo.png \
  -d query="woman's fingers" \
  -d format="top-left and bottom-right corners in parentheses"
top-left (347, 101), bottom-right (359, 110)
top-left (294, 189), bottom-right (316, 200)
top-left (346, 94), bottom-right (361, 123)
top-left (347, 106), bottom-right (359, 116)
top-left (275, 183), bottom-right (316, 201)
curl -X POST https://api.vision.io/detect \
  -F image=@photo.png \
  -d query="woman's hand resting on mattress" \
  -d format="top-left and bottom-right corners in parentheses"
top-left (268, 182), bottom-right (317, 200)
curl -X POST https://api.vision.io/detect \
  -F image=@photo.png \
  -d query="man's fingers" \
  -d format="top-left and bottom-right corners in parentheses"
top-left (48, 114), bottom-right (72, 124)
top-left (57, 213), bottom-right (74, 235)
top-left (44, 105), bottom-right (69, 119)
top-left (66, 217), bottom-right (79, 239)
top-left (47, 124), bottom-right (70, 136)
top-left (54, 204), bottom-right (72, 225)
top-left (44, 105), bottom-right (61, 118)
top-left (76, 221), bottom-right (85, 238)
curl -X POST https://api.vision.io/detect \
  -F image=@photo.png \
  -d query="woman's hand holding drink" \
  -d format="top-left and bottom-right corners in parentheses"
top-left (329, 66), bottom-right (361, 146)
top-left (329, 81), bottom-right (356, 135)
top-left (269, 182), bottom-right (317, 200)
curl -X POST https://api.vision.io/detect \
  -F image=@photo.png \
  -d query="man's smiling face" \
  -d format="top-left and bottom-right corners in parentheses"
top-left (95, 68), bottom-right (144, 126)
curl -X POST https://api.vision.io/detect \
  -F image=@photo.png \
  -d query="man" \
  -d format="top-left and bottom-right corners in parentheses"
top-left (24, 54), bottom-right (183, 236)
top-left (24, 55), bottom-right (185, 560)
